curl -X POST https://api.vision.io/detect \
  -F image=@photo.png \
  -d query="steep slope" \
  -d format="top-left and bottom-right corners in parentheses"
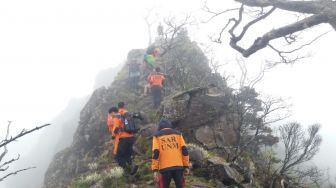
top-left (43, 34), bottom-right (259, 188)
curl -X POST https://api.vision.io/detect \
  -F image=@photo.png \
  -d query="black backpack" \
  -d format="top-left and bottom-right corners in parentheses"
top-left (121, 112), bottom-right (143, 133)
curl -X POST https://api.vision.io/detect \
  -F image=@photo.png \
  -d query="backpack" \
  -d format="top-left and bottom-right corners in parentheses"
top-left (121, 112), bottom-right (142, 133)
top-left (144, 54), bottom-right (155, 66)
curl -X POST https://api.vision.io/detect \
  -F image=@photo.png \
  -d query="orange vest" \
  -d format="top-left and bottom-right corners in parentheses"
top-left (147, 72), bottom-right (165, 87)
top-left (151, 128), bottom-right (189, 171)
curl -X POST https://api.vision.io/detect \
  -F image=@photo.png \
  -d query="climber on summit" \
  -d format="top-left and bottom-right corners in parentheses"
top-left (147, 67), bottom-right (165, 108)
top-left (152, 118), bottom-right (190, 188)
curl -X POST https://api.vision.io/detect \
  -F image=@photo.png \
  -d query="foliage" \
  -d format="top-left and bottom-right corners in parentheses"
top-left (227, 86), bottom-right (284, 162)
top-left (162, 31), bottom-right (212, 90)
top-left (187, 143), bottom-right (211, 160)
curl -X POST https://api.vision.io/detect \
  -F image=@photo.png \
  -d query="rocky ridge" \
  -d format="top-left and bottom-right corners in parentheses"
top-left (44, 36), bottom-right (263, 188)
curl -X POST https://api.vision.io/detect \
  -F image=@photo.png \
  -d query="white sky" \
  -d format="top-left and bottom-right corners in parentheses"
top-left (0, 0), bottom-right (335, 184)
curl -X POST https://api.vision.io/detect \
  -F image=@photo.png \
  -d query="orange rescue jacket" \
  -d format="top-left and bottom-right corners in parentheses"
top-left (109, 112), bottom-right (133, 155)
top-left (114, 109), bottom-right (134, 138)
top-left (151, 128), bottom-right (189, 172)
top-left (147, 72), bottom-right (165, 87)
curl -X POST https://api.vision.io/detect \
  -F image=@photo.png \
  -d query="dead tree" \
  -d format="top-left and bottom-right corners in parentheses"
top-left (0, 121), bottom-right (50, 182)
top-left (230, 87), bottom-right (288, 162)
top-left (204, 0), bottom-right (335, 62)
top-left (268, 122), bottom-right (322, 187)
top-left (159, 16), bottom-right (193, 57)
top-left (144, 8), bottom-right (155, 46)
top-left (213, 58), bottom-right (288, 162)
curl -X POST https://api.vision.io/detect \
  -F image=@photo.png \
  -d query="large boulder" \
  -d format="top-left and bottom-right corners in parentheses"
top-left (160, 87), bottom-right (238, 149)
top-left (207, 156), bottom-right (244, 186)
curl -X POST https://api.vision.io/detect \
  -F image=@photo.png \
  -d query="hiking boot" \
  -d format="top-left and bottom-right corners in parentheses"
top-left (130, 164), bottom-right (138, 175)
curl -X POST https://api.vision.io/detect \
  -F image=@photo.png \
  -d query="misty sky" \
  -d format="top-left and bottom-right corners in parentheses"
top-left (1, 0), bottom-right (336, 185)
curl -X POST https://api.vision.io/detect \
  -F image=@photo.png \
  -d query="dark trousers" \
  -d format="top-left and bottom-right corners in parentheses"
top-left (116, 137), bottom-right (135, 168)
top-left (159, 169), bottom-right (185, 188)
top-left (151, 86), bottom-right (162, 108)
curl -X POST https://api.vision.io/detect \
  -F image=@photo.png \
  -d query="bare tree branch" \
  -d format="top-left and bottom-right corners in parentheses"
top-left (235, 0), bottom-right (336, 15)
top-left (279, 123), bottom-right (322, 174)
top-left (0, 121), bottom-right (12, 163)
top-left (0, 124), bottom-right (50, 148)
top-left (0, 166), bottom-right (36, 182)
top-left (206, 0), bottom-right (335, 59)
top-left (160, 16), bottom-right (191, 57)
top-left (202, 1), bottom-right (240, 23)
top-left (0, 154), bottom-right (20, 170)
top-left (144, 7), bottom-right (155, 46)
top-left (231, 14), bottom-right (328, 57)
top-left (0, 122), bottom-right (50, 181)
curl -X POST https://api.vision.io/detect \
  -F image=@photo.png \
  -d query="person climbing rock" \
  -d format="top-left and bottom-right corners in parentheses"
top-left (147, 67), bottom-right (165, 108)
top-left (107, 106), bottom-right (121, 157)
top-left (128, 60), bottom-right (141, 93)
top-left (115, 102), bottom-right (139, 175)
top-left (144, 47), bottom-right (160, 67)
top-left (143, 46), bottom-right (160, 77)
top-left (152, 118), bottom-right (190, 188)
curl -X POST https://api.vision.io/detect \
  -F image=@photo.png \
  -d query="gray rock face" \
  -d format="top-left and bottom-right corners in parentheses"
top-left (43, 43), bottom-right (251, 187)
top-left (207, 156), bottom-right (244, 186)
top-left (160, 87), bottom-right (238, 149)
top-left (43, 87), bottom-right (112, 188)
top-left (43, 48), bottom-right (155, 187)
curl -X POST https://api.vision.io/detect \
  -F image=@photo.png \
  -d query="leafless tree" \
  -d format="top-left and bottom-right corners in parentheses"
top-left (144, 7), bottom-right (156, 46)
top-left (0, 121), bottom-right (50, 182)
top-left (203, 0), bottom-right (335, 62)
top-left (153, 16), bottom-right (216, 90)
top-left (266, 122), bottom-right (322, 187)
top-left (230, 88), bottom-right (288, 162)
top-left (279, 123), bottom-right (321, 174)
top-left (159, 16), bottom-right (194, 57)
top-left (210, 58), bottom-right (288, 162)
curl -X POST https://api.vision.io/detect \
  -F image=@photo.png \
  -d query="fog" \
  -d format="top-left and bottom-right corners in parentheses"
top-left (1, 0), bottom-right (335, 187)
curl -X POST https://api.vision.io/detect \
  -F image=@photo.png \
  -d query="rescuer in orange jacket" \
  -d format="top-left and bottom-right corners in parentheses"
top-left (147, 67), bottom-right (166, 108)
top-left (107, 108), bottom-right (114, 135)
top-left (107, 107), bottom-right (121, 156)
top-left (152, 118), bottom-right (190, 188)
top-left (114, 102), bottom-right (137, 173)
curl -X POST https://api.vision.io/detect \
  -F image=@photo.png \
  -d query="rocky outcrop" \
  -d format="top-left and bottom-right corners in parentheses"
top-left (160, 87), bottom-right (238, 149)
top-left (44, 34), bottom-right (260, 187)
top-left (44, 88), bottom-right (111, 188)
